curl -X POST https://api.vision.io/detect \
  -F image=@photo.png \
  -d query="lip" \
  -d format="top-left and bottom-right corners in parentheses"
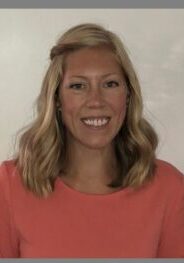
top-left (81, 116), bottom-right (111, 120)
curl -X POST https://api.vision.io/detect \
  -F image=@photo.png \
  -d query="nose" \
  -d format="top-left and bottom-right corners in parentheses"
top-left (86, 86), bottom-right (105, 108)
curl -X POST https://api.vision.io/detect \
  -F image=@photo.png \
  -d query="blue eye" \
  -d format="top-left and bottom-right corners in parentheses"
top-left (105, 81), bottom-right (119, 88)
top-left (69, 83), bottom-right (84, 90)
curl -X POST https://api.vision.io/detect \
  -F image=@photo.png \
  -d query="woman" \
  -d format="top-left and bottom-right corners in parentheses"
top-left (0, 23), bottom-right (184, 258)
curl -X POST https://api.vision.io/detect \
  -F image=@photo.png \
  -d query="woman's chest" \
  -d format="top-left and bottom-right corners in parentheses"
top-left (14, 195), bottom-right (164, 257)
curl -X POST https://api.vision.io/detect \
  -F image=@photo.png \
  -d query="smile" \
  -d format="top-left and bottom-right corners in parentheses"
top-left (81, 117), bottom-right (110, 127)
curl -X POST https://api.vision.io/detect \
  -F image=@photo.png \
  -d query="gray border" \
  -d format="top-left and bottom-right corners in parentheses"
top-left (0, 0), bottom-right (184, 8)
top-left (0, 0), bottom-right (184, 263)
top-left (1, 260), bottom-right (184, 263)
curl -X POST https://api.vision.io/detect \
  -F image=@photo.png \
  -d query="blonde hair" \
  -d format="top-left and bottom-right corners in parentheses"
top-left (15, 23), bottom-right (158, 197)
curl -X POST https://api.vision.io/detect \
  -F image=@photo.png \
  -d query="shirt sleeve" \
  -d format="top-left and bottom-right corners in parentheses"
top-left (157, 171), bottom-right (184, 258)
top-left (0, 162), bottom-right (20, 258)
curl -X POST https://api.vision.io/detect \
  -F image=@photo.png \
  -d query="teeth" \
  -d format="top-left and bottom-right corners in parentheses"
top-left (83, 118), bottom-right (109, 127)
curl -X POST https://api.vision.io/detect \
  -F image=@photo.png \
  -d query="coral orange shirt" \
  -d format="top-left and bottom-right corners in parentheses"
top-left (0, 159), bottom-right (184, 258)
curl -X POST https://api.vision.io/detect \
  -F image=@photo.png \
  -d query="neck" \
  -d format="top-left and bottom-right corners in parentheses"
top-left (63, 141), bottom-right (118, 187)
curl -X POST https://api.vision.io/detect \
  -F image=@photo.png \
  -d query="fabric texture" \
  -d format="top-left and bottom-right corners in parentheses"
top-left (0, 159), bottom-right (184, 258)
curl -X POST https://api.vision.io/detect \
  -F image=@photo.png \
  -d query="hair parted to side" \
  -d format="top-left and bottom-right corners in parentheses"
top-left (15, 23), bottom-right (158, 197)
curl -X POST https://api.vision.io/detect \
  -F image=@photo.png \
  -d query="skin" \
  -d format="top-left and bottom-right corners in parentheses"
top-left (59, 46), bottom-right (128, 194)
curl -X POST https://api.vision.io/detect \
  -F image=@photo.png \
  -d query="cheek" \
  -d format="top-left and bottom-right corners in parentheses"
top-left (109, 92), bottom-right (127, 116)
top-left (60, 94), bottom-right (81, 122)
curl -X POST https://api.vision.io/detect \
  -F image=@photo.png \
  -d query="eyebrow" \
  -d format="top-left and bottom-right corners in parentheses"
top-left (68, 73), bottom-right (121, 79)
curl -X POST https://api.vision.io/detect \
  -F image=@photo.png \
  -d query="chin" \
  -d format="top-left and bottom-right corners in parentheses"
top-left (81, 140), bottom-right (112, 150)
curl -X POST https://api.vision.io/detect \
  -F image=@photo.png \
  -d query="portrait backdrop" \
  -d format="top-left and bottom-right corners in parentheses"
top-left (0, 9), bottom-right (183, 172)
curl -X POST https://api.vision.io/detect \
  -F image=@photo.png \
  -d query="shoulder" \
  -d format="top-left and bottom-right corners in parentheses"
top-left (137, 159), bottom-right (184, 201)
top-left (152, 159), bottom-right (184, 198)
top-left (0, 159), bottom-right (17, 174)
top-left (155, 159), bottom-right (184, 185)
top-left (0, 159), bottom-right (19, 181)
top-left (0, 159), bottom-right (22, 195)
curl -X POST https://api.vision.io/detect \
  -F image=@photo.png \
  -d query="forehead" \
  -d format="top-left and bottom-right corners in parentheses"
top-left (64, 46), bottom-right (123, 76)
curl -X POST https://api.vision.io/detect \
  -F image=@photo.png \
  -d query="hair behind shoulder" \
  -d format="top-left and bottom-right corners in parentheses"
top-left (14, 23), bottom-right (158, 197)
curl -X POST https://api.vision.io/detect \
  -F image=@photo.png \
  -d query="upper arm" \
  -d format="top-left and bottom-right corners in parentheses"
top-left (157, 173), bottom-right (184, 258)
top-left (0, 162), bottom-right (20, 258)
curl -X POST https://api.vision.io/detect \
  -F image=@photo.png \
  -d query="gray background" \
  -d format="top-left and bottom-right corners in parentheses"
top-left (0, 1), bottom-right (184, 262)
top-left (1, 0), bottom-right (184, 8)
top-left (0, 9), bottom-right (184, 174)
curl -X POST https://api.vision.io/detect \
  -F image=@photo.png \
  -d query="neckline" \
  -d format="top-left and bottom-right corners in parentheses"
top-left (56, 177), bottom-right (134, 198)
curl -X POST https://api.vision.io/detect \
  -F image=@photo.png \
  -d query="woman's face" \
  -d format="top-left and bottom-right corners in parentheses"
top-left (59, 46), bottom-right (128, 150)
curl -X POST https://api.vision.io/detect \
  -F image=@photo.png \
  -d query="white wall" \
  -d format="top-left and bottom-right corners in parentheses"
top-left (0, 9), bottom-right (184, 172)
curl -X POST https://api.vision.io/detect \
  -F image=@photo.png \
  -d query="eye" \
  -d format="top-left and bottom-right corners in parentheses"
top-left (69, 83), bottom-right (85, 90)
top-left (104, 80), bottom-right (120, 88)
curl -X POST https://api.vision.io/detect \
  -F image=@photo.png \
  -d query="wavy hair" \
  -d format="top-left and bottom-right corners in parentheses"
top-left (15, 23), bottom-right (158, 197)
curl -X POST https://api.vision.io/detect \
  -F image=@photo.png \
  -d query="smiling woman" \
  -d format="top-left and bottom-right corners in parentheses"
top-left (0, 23), bottom-right (184, 258)
top-left (59, 46), bottom-right (127, 155)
